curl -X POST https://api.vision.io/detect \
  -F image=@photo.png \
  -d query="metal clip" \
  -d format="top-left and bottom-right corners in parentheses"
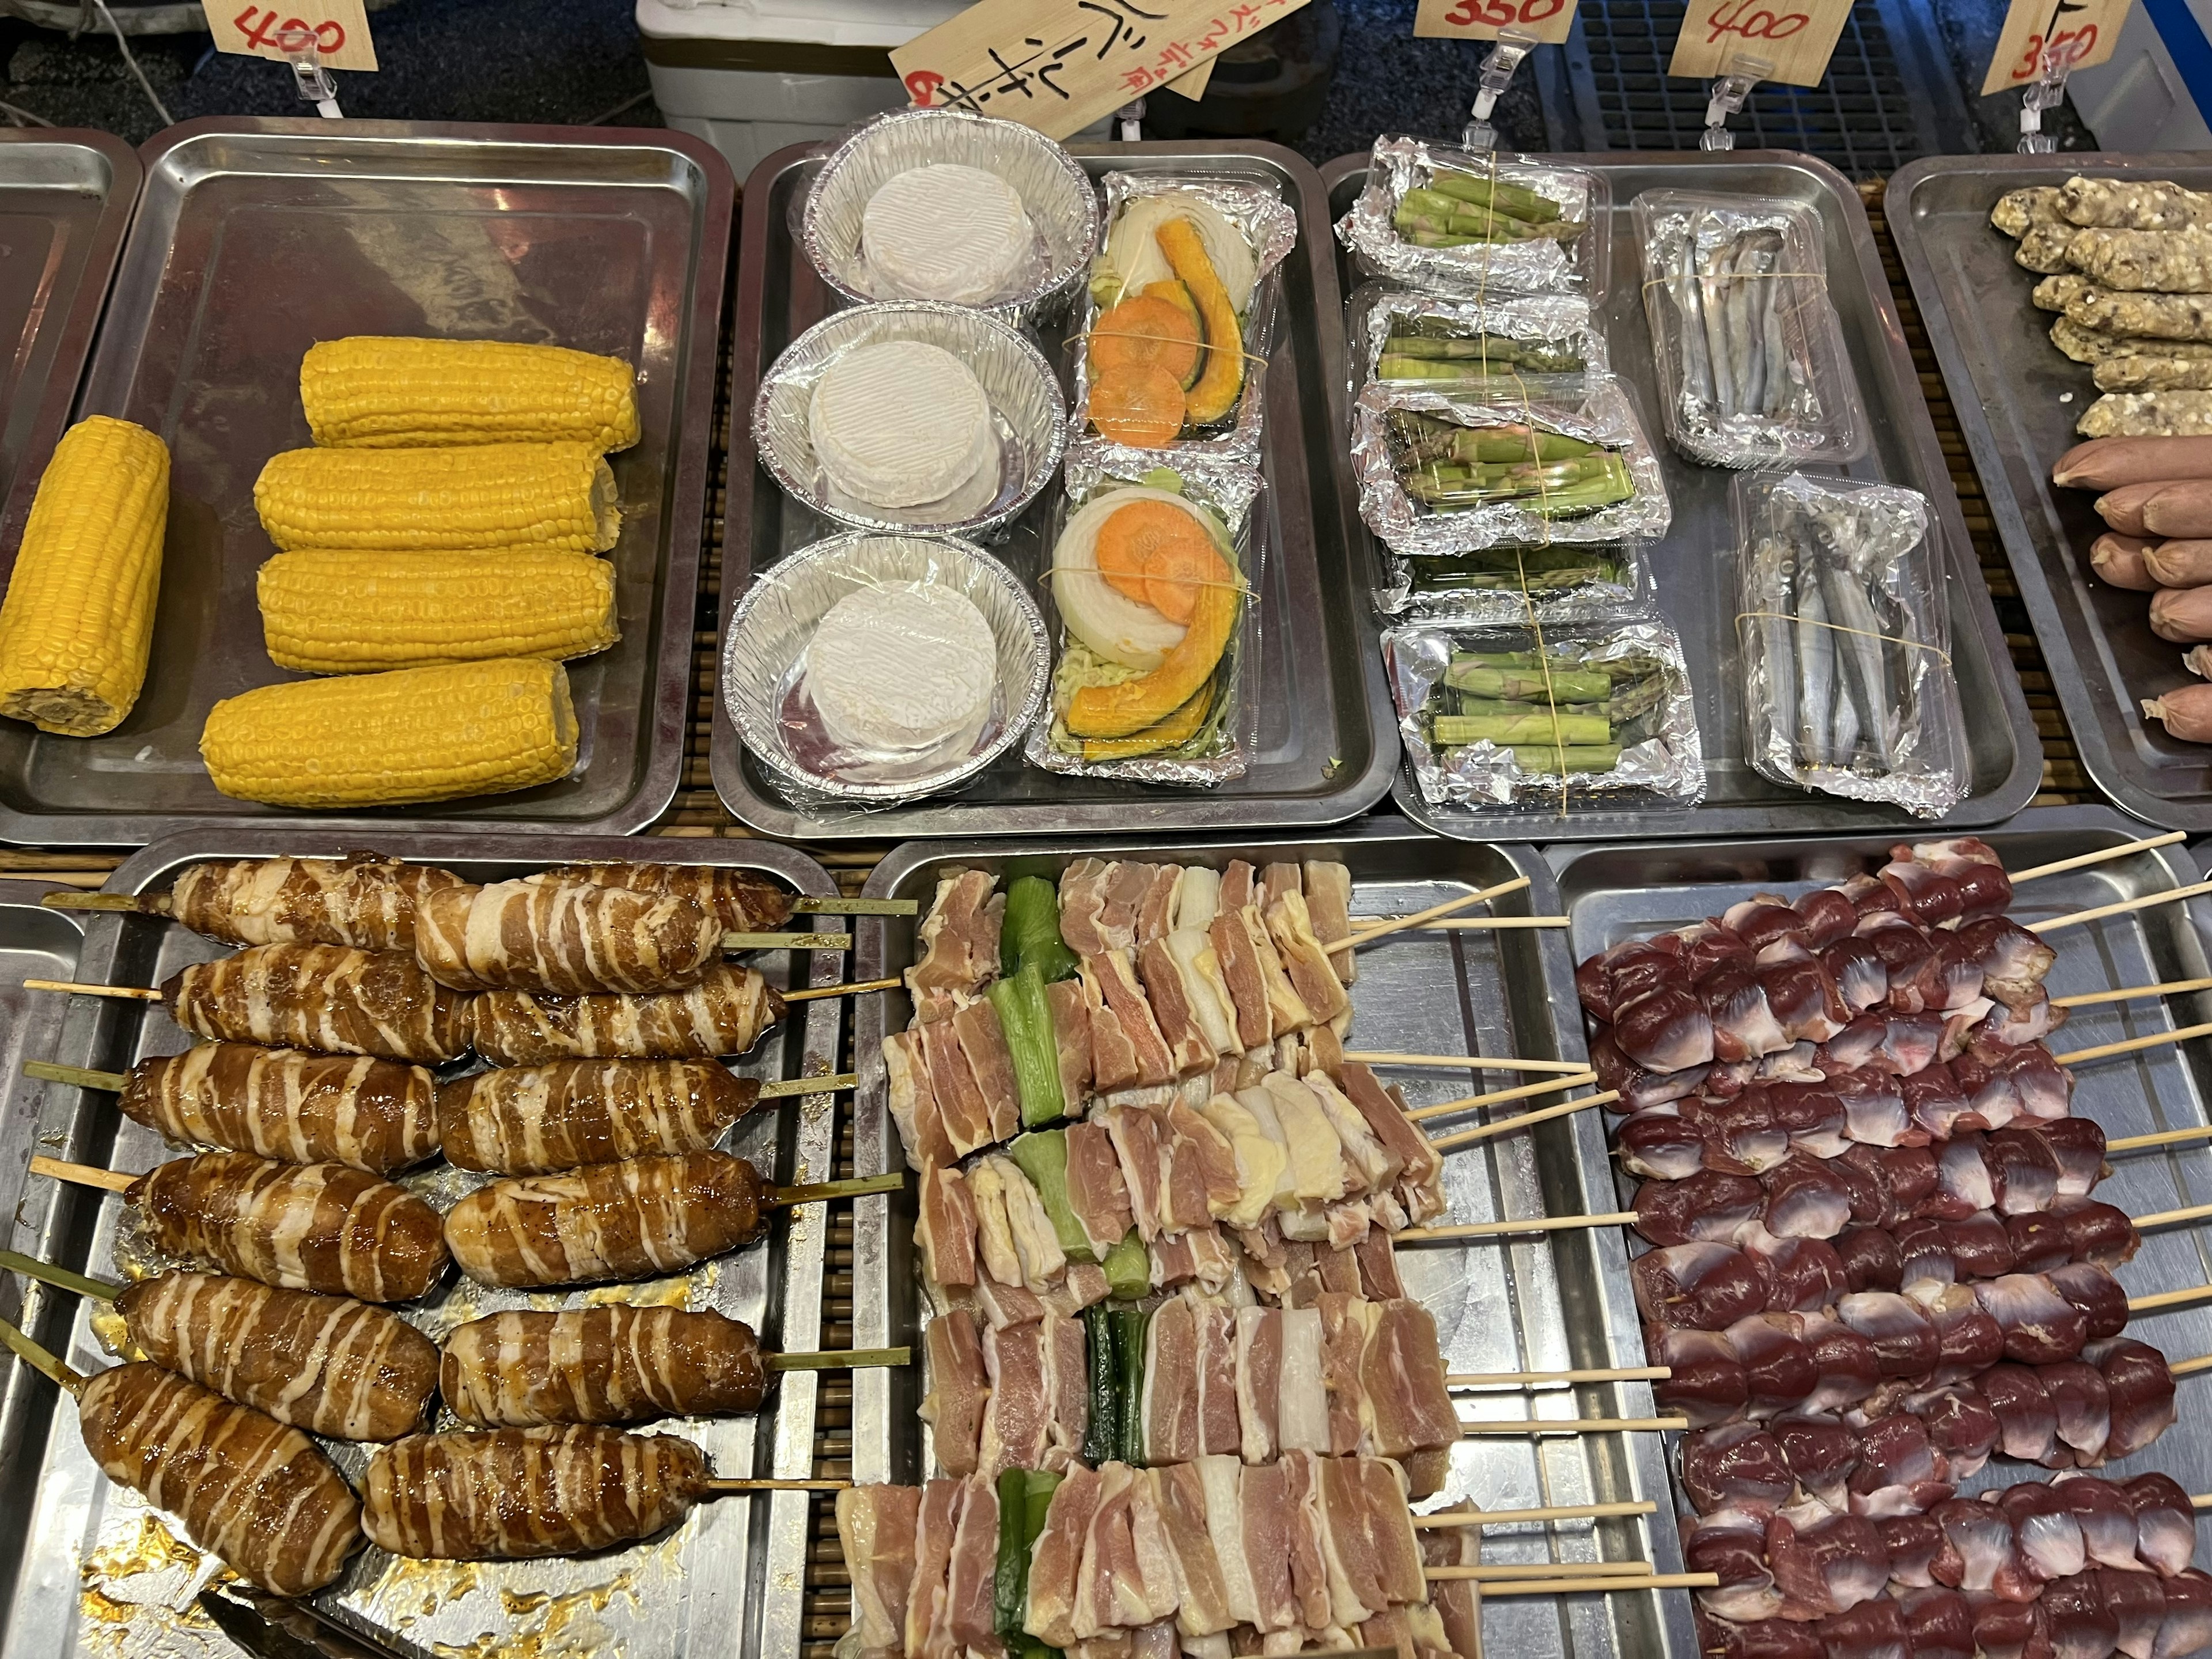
top-left (1463, 26), bottom-right (1540, 151)
top-left (275, 25), bottom-right (343, 120)
top-left (1117, 97), bottom-right (1146, 142)
top-left (2017, 40), bottom-right (2073, 153)
top-left (1700, 52), bottom-right (1772, 150)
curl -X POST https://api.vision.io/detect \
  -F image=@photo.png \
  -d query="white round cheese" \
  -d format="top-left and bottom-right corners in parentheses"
top-left (805, 580), bottom-right (999, 768)
top-left (862, 164), bottom-right (1035, 304)
top-left (810, 340), bottom-right (992, 509)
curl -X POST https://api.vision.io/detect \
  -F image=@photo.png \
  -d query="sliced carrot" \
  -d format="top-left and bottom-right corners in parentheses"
top-left (1141, 281), bottom-right (1202, 385)
top-left (1096, 497), bottom-right (1228, 626)
top-left (1089, 294), bottom-right (1200, 385)
top-left (1090, 367), bottom-right (1185, 449)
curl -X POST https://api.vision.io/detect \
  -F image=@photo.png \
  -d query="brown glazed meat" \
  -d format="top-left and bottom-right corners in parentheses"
top-left (121, 1041), bottom-right (438, 1175)
top-left (441, 1151), bottom-right (767, 1288)
top-left (465, 965), bottom-right (783, 1066)
top-left (531, 863), bottom-right (794, 933)
top-left (131, 1152), bottom-right (450, 1302)
top-left (78, 1363), bottom-right (363, 1596)
top-left (436, 1058), bottom-right (760, 1174)
top-left (163, 944), bottom-right (468, 1064)
top-left (167, 854), bottom-right (465, 952)
top-left (414, 880), bottom-right (721, 997)
top-left (117, 1270), bottom-right (439, 1440)
top-left (441, 1306), bottom-right (770, 1426)
top-left (362, 1425), bottom-right (712, 1560)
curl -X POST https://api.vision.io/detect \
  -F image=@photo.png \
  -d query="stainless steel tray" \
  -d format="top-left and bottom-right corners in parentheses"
top-left (1323, 150), bottom-right (2040, 842)
top-left (1887, 153), bottom-right (2212, 832)
top-left (0, 118), bottom-right (735, 846)
top-left (1550, 805), bottom-right (2212, 1509)
top-left (0, 832), bottom-right (846, 1659)
top-left (711, 139), bottom-right (1399, 840)
top-left (850, 819), bottom-right (1692, 1659)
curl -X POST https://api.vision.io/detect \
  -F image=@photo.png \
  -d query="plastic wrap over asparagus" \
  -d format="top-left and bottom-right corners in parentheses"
top-left (1336, 137), bottom-right (1608, 298)
top-left (1351, 283), bottom-right (1605, 392)
top-left (1385, 615), bottom-right (1705, 810)
top-left (1634, 190), bottom-right (1866, 469)
top-left (1735, 472), bottom-right (1966, 819)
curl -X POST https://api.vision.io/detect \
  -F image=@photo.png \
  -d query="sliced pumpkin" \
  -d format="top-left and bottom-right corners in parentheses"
top-left (1082, 681), bottom-right (1213, 760)
top-left (1068, 546), bottom-right (1240, 740)
top-left (1156, 215), bottom-right (1244, 427)
top-left (1089, 293), bottom-right (1199, 386)
top-left (1090, 366), bottom-right (1184, 448)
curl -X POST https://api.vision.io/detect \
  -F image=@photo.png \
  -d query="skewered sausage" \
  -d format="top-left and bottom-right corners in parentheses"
top-left (465, 965), bottom-right (783, 1066)
top-left (168, 854), bottom-right (464, 951)
top-left (165, 944), bottom-right (467, 1064)
top-left (435, 1058), bottom-right (760, 1174)
top-left (441, 1306), bottom-right (768, 1426)
top-left (131, 1152), bottom-right (449, 1302)
top-left (122, 1041), bottom-right (437, 1175)
top-left (362, 1425), bottom-right (711, 1559)
top-left (117, 1270), bottom-right (438, 1440)
top-left (414, 880), bottom-right (720, 996)
top-left (531, 862), bottom-right (794, 933)
top-left (441, 1151), bottom-right (766, 1288)
top-left (78, 1362), bottom-right (363, 1595)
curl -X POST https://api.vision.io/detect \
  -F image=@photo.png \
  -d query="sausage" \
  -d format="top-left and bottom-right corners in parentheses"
top-left (131, 1152), bottom-right (449, 1302)
top-left (440, 1306), bottom-right (768, 1426)
top-left (164, 944), bottom-right (467, 1064)
top-left (414, 880), bottom-right (721, 997)
top-left (530, 863), bottom-right (796, 934)
top-left (2152, 586), bottom-right (2212, 641)
top-left (116, 1270), bottom-right (438, 1440)
top-left (2090, 533), bottom-right (2159, 589)
top-left (362, 1425), bottom-right (711, 1560)
top-left (441, 1150), bottom-right (766, 1288)
top-left (2143, 538), bottom-right (2212, 586)
top-left (2144, 680), bottom-right (2212, 741)
top-left (122, 1041), bottom-right (438, 1175)
top-left (167, 854), bottom-right (464, 951)
top-left (435, 1058), bottom-right (760, 1174)
top-left (78, 1362), bottom-right (363, 1595)
top-left (465, 964), bottom-right (784, 1066)
top-left (2142, 480), bottom-right (2212, 539)
top-left (2052, 435), bottom-right (2212, 489)
top-left (2096, 482), bottom-right (2168, 535)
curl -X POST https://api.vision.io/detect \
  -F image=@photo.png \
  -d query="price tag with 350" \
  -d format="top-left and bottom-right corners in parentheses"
top-left (1982, 0), bottom-right (2129, 92)
top-left (201, 0), bottom-right (378, 71)
top-left (1669, 0), bottom-right (1854, 84)
top-left (1414, 0), bottom-right (1577, 47)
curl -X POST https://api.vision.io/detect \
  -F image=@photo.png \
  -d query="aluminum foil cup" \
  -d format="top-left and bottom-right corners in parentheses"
top-left (754, 301), bottom-right (1066, 541)
top-left (801, 108), bottom-right (1099, 321)
top-left (722, 531), bottom-right (1050, 806)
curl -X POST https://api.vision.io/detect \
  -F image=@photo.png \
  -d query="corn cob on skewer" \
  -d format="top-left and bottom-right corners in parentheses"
top-left (301, 338), bottom-right (639, 453)
top-left (201, 659), bottom-right (578, 808)
top-left (257, 549), bottom-right (620, 673)
top-left (254, 442), bottom-right (620, 555)
top-left (0, 415), bottom-right (170, 736)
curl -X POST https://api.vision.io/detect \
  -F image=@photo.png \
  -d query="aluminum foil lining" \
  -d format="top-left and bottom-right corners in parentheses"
top-left (1633, 188), bottom-right (1869, 470)
top-left (1066, 169), bottom-right (1301, 468)
top-left (1370, 538), bottom-right (1650, 624)
top-left (1734, 471), bottom-right (1966, 820)
top-left (753, 301), bottom-right (1066, 541)
top-left (1351, 281), bottom-right (1607, 391)
top-left (723, 530), bottom-right (1050, 810)
top-left (1025, 452), bottom-right (1264, 786)
top-left (1336, 137), bottom-right (1609, 300)
top-left (1351, 376), bottom-right (1671, 555)
top-left (800, 108), bottom-right (1099, 321)
top-left (1385, 613), bottom-right (1705, 810)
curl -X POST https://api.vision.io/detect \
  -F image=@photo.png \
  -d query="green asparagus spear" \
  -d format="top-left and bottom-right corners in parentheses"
top-left (1433, 711), bottom-right (1612, 745)
top-left (1427, 169), bottom-right (1563, 222)
top-left (1444, 663), bottom-right (1613, 702)
top-left (1446, 695), bottom-right (1607, 721)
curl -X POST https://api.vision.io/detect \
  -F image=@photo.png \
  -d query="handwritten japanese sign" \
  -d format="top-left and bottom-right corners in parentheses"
top-left (1414, 0), bottom-right (1577, 48)
top-left (202, 0), bottom-right (378, 71)
top-left (1982, 0), bottom-right (2128, 93)
top-left (1668, 0), bottom-right (1854, 85)
top-left (891, 0), bottom-right (1313, 141)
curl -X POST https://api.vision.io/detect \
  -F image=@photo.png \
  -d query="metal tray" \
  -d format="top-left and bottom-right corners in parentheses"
top-left (0, 118), bottom-right (735, 846)
top-left (710, 139), bottom-right (1399, 840)
top-left (1887, 153), bottom-right (2212, 832)
top-left (1550, 805), bottom-right (2212, 1515)
top-left (849, 819), bottom-right (1692, 1659)
top-left (1322, 150), bottom-right (2040, 842)
top-left (0, 831), bottom-right (847, 1659)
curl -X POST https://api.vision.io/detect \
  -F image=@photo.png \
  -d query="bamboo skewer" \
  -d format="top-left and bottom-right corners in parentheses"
top-left (1345, 1051), bottom-right (1590, 1075)
top-left (784, 976), bottom-right (902, 1003)
top-left (2010, 832), bottom-right (2189, 883)
top-left (2055, 1021), bottom-right (2212, 1066)
top-left (1447, 1366), bottom-right (1671, 1387)
top-left (2124, 1283), bottom-right (2212, 1312)
top-left (1344, 877), bottom-right (1532, 948)
top-left (2132, 1199), bottom-right (2212, 1231)
top-left (722, 933), bottom-right (851, 952)
top-left (1423, 1092), bottom-right (1619, 1149)
top-left (1399, 1211), bottom-right (1638, 1243)
top-left (0, 1313), bottom-right (79, 1393)
top-left (1460, 1416), bottom-right (1687, 1435)
top-left (18, 1059), bottom-right (857, 1103)
top-left (2037, 880), bottom-right (2212, 934)
top-left (1403, 1075), bottom-right (1597, 1122)
top-left (1443, 1561), bottom-right (1654, 1581)
top-left (1410, 1500), bottom-right (1658, 1526)
top-left (704, 1478), bottom-right (853, 1492)
top-left (2053, 976), bottom-right (2212, 1009)
top-left (1459, 1572), bottom-right (1717, 1593)
top-left (2175, 1355), bottom-right (2212, 1379)
top-left (2109, 1123), bottom-right (2212, 1153)
top-left (21, 978), bottom-right (158, 1002)
top-left (30, 1156), bottom-right (130, 1192)
top-left (1384, 917), bottom-right (1570, 931)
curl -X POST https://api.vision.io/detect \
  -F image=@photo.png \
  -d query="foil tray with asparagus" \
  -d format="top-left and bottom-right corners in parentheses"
top-left (1352, 284), bottom-right (1603, 392)
top-left (1337, 135), bottom-right (1608, 298)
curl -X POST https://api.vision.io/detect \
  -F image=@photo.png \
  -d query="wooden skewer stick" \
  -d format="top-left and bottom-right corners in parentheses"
top-left (725, 932), bottom-right (851, 952)
top-left (703, 1478), bottom-right (853, 1492)
top-left (1402, 1075), bottom-right (1597, 1124)
top-left (2109, 1123), bottom-right (2212, 1153)
top-left (1410, 1500), bottom-right (1658, 1526)
top-left (0, 1312), bottom-right (80, 1394)
top-left (768, 1172), bottom-right (904, 1207)
top-left (2037, 880), bottom-right (2212, 934)
top-left (2126, 1284), bottom-right (2212, 1312)
top-left (1345, 877), bottom-right (1532, 948)
top-left (2175, 1356), bottom-right (2212, 1379)
top-left (783, 976), bottom-right (902, 1003)
top-left (30, 1156), bottom-right (132, 1193)
top-left (764, 1347), bottom-right (910, 1372)
top-left (790, 897), bottom-right (915, 915)
top-left (1399, 1210), bottom-right (1637, 1244)
top-left (2055, 1021), bottom-right (2212, 1066)
top-left (0, 1248), bottom-right (123, 1301)
top-left (1461, 1416), bottom-right (1687, 1435)
top-left (1443, 1561), bottom-right (1654, 1581)
top-left (1381, 917), bottom-right (1570, 931)
top-left (1448, 1366), bottom-right (1671, 1387)
top-left (21, 978), bottom-right (160, 1002)
top-left (2010, 832), bottom-right (2189, 883)
top-left (2054, 976), bottom-right (2212, 1009)
top-left (761, 1074), bottom-right (857, 1100)
top-left (1345, 1051), bottom-right (1590, 1075)
top-left (2133, 1199), bottom-right (2212, 1231)
top-left (1461, 1573), bottom-right (1717, 1594)
top-left (1423, 1092), bottom-right (1620, 1149)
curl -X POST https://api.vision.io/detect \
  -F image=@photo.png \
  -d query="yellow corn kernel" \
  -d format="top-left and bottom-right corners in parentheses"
top-left (301, 337), bottom-right (640, 453)
top-left (0, 415), bottom-right (170, 736)
top-left (256, 548), bottom-right (619, 673)
top-left (253, 442), bottom-right (619, 555)
top-left (202, 659), bottom-right (578, 808)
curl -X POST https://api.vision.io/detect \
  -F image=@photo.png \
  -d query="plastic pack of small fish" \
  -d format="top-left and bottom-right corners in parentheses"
top-left (1633, 190), bottom-right (1868, 469)
top-left (1385, 614), bottom-right (1706, 810)
top-left (1734, 472), bottom-right (1967, 819)
top-left (1350, 282), bottom-right (1607, 394)
top-left (1336, 137), bottom-right (1609, 299)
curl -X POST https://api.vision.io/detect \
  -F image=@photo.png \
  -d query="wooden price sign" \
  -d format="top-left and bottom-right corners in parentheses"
top-left (890, 0), bottom-right (1312, 140)
top-left (202, 1), bottom-right (378, 71)
top-left (1413, 0), bottom-right (1577, 46)
top-left (1667, 0), bottom-right (1855, 85)
top-left (1981, 0), bottom-right (2128, 94)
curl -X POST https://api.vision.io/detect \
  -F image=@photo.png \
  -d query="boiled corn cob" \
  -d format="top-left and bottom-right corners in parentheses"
top-left (257, 548), bottom-right (620, 673)
top-left (301, 338), bottom-right (639, 453)
top-left (201, 658), bottom-right (578, 808)
top-left (253, 442), bottom-right (620, 555)
top-left (0, 415), bottom-right (170, 736)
